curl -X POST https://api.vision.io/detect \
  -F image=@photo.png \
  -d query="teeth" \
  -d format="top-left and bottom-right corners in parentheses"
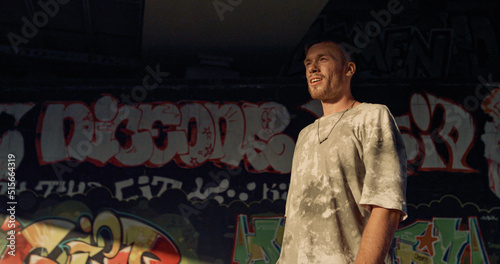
top-left (311, 78), bottom-right (321, 83)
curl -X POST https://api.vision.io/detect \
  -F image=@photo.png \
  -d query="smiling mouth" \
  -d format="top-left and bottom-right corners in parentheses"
top-left (310, 78), bottom-right (322, 85)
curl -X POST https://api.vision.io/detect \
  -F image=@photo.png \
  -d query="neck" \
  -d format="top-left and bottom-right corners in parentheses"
top-left (321, 96), bottom-right (357, 116)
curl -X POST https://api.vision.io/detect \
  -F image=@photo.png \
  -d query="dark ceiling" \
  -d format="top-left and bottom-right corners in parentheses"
top-left (0, 0), bottom-right (328, 80)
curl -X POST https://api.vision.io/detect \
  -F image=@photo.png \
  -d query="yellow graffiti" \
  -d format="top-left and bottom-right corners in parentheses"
top-left (66, 241), bottom-right (102, 256)
top-left (93, 211), bottom-right (122, 259)
top-left (1, 211), bottom-right (181, 264)
top-left (22, 219), bottom-right (74, 255)
top-left (396, 243), bottom-right (432, 264)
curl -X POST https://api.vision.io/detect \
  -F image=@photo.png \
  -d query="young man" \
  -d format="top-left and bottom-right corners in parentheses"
top-left (277, 37), bottom-right (407, 264)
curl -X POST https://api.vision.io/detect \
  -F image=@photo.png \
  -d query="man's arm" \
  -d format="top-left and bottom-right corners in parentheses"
top-left (354, 205), bottom-right (401, 264)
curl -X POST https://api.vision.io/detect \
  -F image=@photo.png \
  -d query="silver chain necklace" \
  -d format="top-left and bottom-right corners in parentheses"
top-left (318, 100), bottom-right (356, 144)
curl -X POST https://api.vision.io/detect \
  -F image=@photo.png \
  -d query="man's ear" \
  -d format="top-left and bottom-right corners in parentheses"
top-left (346, 62), bottom-right (356, 77)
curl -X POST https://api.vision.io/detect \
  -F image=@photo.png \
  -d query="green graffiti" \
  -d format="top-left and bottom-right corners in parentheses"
top-left (232, 215), bottom-right (284, 264)
top-left (433, 218), bottom-right (468, 263)
top-left (394, 217), bottom-right (490, 264)
top-left (232, 216), bottom-right (490, 264)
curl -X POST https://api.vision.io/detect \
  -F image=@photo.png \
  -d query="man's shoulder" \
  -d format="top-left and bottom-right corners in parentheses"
top-left (358, 102), bottom-right (390, 112)
top-left (298, 121), bottom-right (316, 135)
top-left (353, 103), bottom-right (392, 120)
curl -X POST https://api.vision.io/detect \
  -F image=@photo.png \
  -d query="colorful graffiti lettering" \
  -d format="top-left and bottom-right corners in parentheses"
top-left (35, 95), bottom-right (294, 173)
top-left (396, 92), bottom-right (475, 173)
top-left (394, 217), bottom-right (490, 263)
top-left (232, 215), bottom-right (284, 264)
top-left (231, 215), bottom-right (491, 264)
top-left (0, 210), bottom-right (181, 264)
top-left (0, 92), bottom-right (481, 179)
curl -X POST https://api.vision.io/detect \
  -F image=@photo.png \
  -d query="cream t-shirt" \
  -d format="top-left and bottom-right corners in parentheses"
top-left (278, 103), bottom-right (407, 264)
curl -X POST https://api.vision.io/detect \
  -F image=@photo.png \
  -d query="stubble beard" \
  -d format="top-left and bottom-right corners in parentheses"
top-left (308, 80), bottom-right (341, 101)
top-left (308, 85), bottom-right (327, 100)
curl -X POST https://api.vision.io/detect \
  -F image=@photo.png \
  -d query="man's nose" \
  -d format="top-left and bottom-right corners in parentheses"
top-left (307, 62), bottom-right (319, 73)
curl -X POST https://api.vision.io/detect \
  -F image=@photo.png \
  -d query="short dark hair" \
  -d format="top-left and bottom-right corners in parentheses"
top-left (304, 33), bottom-right (352, 63)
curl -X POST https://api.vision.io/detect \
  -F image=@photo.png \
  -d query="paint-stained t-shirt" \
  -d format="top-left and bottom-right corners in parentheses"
top-left (277, 103), bottom-right (407, 264)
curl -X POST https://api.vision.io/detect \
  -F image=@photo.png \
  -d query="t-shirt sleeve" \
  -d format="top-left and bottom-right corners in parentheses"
top-left (359, 105), bottom-right (408, 221)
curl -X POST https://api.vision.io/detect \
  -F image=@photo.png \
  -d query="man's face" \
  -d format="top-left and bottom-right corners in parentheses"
top-left (304, 41), bottom-right (350, 101)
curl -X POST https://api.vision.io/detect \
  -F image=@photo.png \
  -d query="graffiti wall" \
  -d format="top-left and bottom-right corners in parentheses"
top-left (0, 81), bottom-right (499, 263)
top-left (1, 0), bottom-right (500, 263)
